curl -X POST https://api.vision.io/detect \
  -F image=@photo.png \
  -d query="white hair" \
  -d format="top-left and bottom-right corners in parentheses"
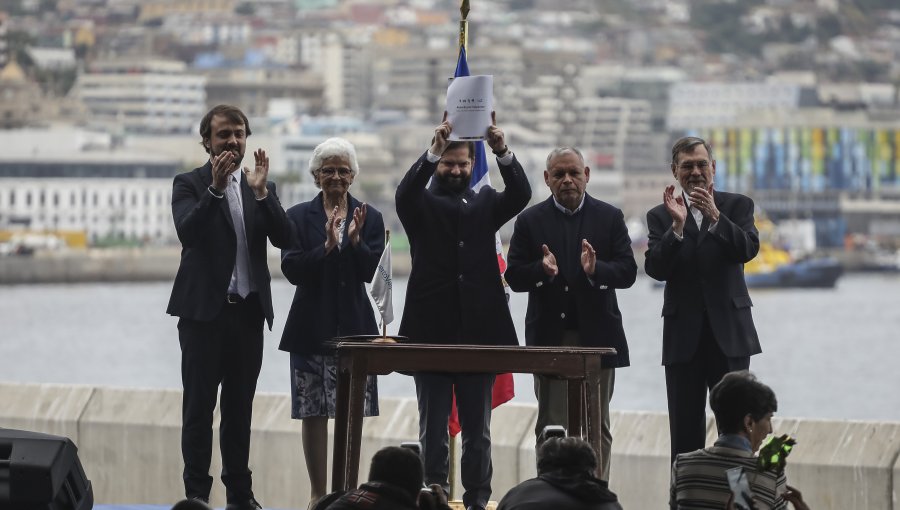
top-left (308, 137), bottom-right (360, 187)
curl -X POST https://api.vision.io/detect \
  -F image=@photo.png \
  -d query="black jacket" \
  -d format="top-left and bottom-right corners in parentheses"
top-left (497, 472), bottom-right (623, 510)
top-left (644, 190), bottom-right (761, 364)
top-left (167, 162), bottom-right (290, 329)
top-left (505, 194), bottom-right (637, 368)
top-left (323, 482), bottom-right (419, 510)
top-left (279, 192), bottom-right (384, 354)
top-left (396, 151), bottom-right (531, 345)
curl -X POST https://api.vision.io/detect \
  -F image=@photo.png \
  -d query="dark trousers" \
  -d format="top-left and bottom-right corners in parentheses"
top-left (178, 294), bottom-right (264, 503)
top-left (664, 313), bottom-right (749, 464)
top-left (413, 373), bottom-right (495, 509)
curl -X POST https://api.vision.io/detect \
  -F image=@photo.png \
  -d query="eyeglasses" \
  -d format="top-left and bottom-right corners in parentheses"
top-left (677, 161), bottom-right (711, 172)
top-left (439, 160), bottom-right (471, 169)
top-left (318, 167), bottom-right (352, 177)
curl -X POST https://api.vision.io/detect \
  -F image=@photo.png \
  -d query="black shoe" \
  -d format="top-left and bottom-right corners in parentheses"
top-left (187, 496), bottom-right (210, 508)
top-left (466, 506), bottom-right (486, 510)
top-left (225, 496), bottom-right (263, 510)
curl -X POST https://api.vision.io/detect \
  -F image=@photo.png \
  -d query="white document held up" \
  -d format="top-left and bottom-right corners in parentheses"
top-left (446, 75), bottom-right (493, 141)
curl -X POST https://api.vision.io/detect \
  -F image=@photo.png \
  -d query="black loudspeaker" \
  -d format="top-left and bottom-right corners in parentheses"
top-left (0, 428), bottom-right (93, 510)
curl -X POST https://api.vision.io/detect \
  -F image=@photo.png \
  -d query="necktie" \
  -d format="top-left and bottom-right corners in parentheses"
top-left (225, 175), bottom-right (251, 297)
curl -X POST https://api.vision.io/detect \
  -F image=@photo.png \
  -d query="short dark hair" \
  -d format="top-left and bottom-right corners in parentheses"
top-left (199, 104), bottom-right (251, 154)
top-left (671, 136), bottom-right (713, 166)
top-left (430, 139), bottom-right (476, 160)
top-left (710, 371), bottom-right (778, 434)
top-left (536, 437), bottom-right (597, 476)
top-left (368, 446), bottom-right (424, 498)
top-left (171, 498), bottom-right (210, 510)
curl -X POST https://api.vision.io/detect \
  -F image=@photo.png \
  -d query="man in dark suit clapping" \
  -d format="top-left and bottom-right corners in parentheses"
top-left (644, 136), bottom-right (762, 464)
top-left (505, 146), bottom-right (637, 480)
top-left (167, 104), bottom-right (290, 510)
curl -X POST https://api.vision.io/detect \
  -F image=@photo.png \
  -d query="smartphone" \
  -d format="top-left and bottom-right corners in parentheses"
top-left (400, 441), bottom-right (421, 457)
top-left (725, 466), bottom-right (753, 510)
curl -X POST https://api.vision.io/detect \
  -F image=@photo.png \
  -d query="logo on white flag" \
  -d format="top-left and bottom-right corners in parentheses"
top-left (370, 240), bottom-right (393, 326)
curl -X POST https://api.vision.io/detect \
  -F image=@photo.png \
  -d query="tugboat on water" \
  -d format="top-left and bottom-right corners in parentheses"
top-left (740, 215), bottom-right (842, 289)
top-left (743, 243), bottom-right (843, 289)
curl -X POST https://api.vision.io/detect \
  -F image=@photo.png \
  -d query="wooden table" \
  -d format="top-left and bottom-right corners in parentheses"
top-left (330, 342), bottom-right (616, 491)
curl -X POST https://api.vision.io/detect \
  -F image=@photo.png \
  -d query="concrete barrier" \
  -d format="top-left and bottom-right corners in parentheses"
top-left (0, 248), bottom-right (414, 284)
top-left (1, 382), bottom-right (899, 510)
top-left (0, 382), bottom-right (94, 442)
top-left (77, 386), bottom-right (186, 505)
top-left (769, 417), bottom-right (900, 510)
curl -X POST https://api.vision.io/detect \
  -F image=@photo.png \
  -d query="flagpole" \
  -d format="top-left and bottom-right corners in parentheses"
top-left (383, 229), bottom-right (390, 338)
top-left (447, 4), bottom-right (470, 502)
top-left (459, 0), bottom-right (469, 52)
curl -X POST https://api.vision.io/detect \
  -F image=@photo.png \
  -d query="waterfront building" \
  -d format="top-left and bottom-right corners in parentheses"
top-left (684, 113), bottom-right (900, 246)
top-left (70, 59), bottom-right (207, 135)
top-left (0, 60), bottom-right (43, 130)
top-left (201, 66), bottom-right (325, 120)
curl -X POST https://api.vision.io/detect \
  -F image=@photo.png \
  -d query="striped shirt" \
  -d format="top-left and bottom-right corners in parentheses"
top-left (670, 446), bottom-right (787, 510)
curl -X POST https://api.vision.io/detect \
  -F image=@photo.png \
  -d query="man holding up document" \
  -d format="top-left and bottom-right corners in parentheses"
top-left (395, 111), bottom-right (531, 510)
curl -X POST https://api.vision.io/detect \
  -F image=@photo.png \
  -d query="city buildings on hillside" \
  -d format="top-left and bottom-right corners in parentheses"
top-left (70, 59), bottom-right (207, 134)
top-left (202, 67), bottom-right (325, 119)
top-left (3, 0), bottom-right (900, 249)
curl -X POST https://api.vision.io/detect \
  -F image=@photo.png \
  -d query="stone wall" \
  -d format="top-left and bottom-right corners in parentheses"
top-left (1, 382), bottom-right (898, 509)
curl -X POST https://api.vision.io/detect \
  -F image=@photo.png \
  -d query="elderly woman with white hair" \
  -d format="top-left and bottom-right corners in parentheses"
top-left (279, 137), bottom-right (383, 508)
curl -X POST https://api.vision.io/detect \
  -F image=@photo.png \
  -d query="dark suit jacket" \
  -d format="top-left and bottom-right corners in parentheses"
top-left (279, 193), bottom-right (384, 355)
top-left (505, 194), bottom-right (637, 368)
top-left (166, 162), bottom-right (290, 329)
top-left (497, 474), bottom-right (622, 510)
top-left (644, 190), bottom-right (761, 365)
top-left (395, 151), bottom-right (531, 345)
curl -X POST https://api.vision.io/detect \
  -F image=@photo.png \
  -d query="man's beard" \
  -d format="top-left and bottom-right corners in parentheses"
top-left (435, 172), bottom-right (471, 194)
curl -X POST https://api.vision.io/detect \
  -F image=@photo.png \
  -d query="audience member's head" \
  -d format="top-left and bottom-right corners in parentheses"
top-left (536, 437), bottom-right (598, 477)
top-left (710, 370), bottom-right (778, 451)
top-left (171, 498), bottom-right (211, 510)
top-left (710, 370), bottom-right (777, 434)
top-left (368, 446), bottom-right (425, 499)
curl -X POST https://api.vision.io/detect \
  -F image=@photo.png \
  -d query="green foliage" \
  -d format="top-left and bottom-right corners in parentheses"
top-left (234, 2), bottom-right (256, 16)
top-left (777, 17), bottom-right (811, 44)
top-left (815, 13), bottom-right (842, 41)
top-left (33, 68), bottom-right (78, 96)
top-left (851, 0), bottom-right (897, 9)
top-left (689, 0), bottom-right (766, 56)
top-left (824, 59), bottom-right (890, 82)
top-left (91, 236), bottom-right (144, 248)
top-left (508, 0), bottom-right (535, 10)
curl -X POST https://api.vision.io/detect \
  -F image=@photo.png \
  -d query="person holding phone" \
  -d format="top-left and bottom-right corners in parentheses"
top-left (669, 371), bottom-right (809, 510)
top-left (314, 446), bottom-right (453, 510)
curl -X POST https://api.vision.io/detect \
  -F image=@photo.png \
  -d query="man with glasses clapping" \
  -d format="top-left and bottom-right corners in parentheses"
top-left (644, 136), bottom-right (762, 464)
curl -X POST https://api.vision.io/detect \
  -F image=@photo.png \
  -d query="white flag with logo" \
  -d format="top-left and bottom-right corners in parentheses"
top-left (370, 239), bottom-right (393, 326)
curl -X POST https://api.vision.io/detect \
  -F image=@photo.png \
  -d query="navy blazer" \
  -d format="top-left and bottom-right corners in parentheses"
top-left (396, 151), bottom-right (531, 345)
top-left (505, 194), bottom-right (637, 368)
top-left (644, 190), bottom-right (762, 365)
top-left (279, 193), bottom-right (384, 355)
top-left (167, 162), bottom-right (290, 329)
